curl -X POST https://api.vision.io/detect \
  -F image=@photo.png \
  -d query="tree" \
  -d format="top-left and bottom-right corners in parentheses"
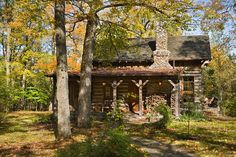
top-left (203, 46), bottom-right (236, 114)
top-left (67, 0), bottom-right (193, 127)
top-left (197, 0), bottom-right (236, 50)
top-left (0, 0), bottom-right (13, 86)
top-left (0, 0), bottom-right (53, 111)
top-left (77, 16), bottom-right (97, 127)
top-left (54, 0), bottom-right (71, 139)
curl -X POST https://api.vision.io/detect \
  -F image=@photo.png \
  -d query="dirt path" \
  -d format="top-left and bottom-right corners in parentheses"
top-left (131, 136), bottom-right (194, 157)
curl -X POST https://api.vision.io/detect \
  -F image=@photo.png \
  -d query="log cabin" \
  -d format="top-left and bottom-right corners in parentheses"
top-left (50, 25), bottom-right (211, 117)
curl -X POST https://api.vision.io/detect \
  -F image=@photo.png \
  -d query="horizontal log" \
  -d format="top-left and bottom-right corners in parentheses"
top-left (180, 74), bottom-right (201, 77)
top-left (118, 87), bottom-right (129, 90)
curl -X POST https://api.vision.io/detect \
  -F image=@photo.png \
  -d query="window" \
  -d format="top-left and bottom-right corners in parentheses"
top-left (183, 77), bottom-right (194, 92)
top-left (182, 76), bottom-right (194, 101)
top-left (104, 86), bottom-right (112, 99)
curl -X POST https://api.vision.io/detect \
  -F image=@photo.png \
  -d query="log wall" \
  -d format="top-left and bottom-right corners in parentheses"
top-left (181, 68), bottom-right (202, 103)
top-left (68, 76), bottom-right (180, 115)
top-left (68, 79), bottom-right (79, 110)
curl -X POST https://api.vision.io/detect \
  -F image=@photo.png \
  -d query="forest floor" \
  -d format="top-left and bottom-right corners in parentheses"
top-left (0, 111), bottom-right (235, 157)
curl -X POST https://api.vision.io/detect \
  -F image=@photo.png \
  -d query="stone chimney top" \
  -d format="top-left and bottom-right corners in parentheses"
top-left (149, 22), bottom-right (172, 69)
top-left (156, 22), bottom-right (167, 51)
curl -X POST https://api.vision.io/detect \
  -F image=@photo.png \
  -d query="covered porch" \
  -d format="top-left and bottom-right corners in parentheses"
top-left (68, 67), bottom-right (183, 117)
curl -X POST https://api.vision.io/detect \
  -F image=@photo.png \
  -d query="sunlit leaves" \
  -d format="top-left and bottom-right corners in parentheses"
top-left (68, 53), bottom-right (81, 71)
top-left (35, 55), bottom-right (56, 74)
top-left (35, 53), bottom-right (81, 73)
top-left (200, 0), bottom-right (234, 32)
top-left (95, 23), bottom-right (129, 62)
top-left (203, 46), bottom-right (236, 101)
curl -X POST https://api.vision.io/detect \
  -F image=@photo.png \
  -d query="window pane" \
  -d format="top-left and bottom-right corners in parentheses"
top-left (182, 76), bottom-right (194, 101)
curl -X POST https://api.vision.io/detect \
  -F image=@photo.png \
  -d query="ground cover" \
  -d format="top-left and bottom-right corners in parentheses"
top-left (0, 111), bottom-right (235, 157)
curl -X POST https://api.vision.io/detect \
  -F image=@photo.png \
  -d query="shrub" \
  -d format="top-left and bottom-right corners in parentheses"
top-left (223, 98), bottom-right (236, 117)
top-left (180, 102), bottom-right (206, 121)
top-left (56, 128), bottom-right (143, 157)
top-left (35, 114), bottom-right (54, 124)
top-left (145, 95), bottom-right (169, 123)
top-left (0, 112), bottom-right (7, 124)
top-left (179, 112), bottom-right (206, 121)
top-left (155, 104), bottom-right (172, 129)
top-left (106, 100), bottom-right (124, 128)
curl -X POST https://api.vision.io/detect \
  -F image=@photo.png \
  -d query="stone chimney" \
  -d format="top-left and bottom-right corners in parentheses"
top-left (149, 22), bottom-right (172, 69)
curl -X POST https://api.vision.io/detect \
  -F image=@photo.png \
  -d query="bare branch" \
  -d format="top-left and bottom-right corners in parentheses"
top-left (67, 15), bottom-right (87, 33)
top-left (70, 1), bottom-right (86, 15)
top-left (95, 2), bottom-right (180, 23)
top-left (99, 20), bottom-right (141, 36)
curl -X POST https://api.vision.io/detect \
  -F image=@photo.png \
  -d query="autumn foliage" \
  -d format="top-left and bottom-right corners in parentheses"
top-left (35, 53), bottom-right (81, 74)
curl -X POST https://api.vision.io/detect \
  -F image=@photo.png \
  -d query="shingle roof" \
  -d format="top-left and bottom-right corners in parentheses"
top-left (52, 67), bottom-right (182, 77)
top-left (168, 36), bottom-right (211, 60)
top-left (94, 35), bottom-right (211, 63)
top-left (91, 66), bottom-right (183, 76)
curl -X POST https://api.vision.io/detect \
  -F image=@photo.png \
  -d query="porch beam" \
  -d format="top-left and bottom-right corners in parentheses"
top-left (131, 80), bottom-right (140, 87)
top-left (143, 80), bottom-right (149, 86)
top-left (168, 80), bottom-right (175, 87)
top-left (132, 80), bottom-right (149, 116)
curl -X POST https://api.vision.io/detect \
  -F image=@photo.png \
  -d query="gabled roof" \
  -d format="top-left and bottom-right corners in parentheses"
top-left (168, 35), bottom-right (211, 61)
top-left (94, 35), bottom-right (211, 63)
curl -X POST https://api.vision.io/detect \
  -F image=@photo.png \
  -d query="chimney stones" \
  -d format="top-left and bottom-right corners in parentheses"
top-left (149, 22), bottom-right (172, 69)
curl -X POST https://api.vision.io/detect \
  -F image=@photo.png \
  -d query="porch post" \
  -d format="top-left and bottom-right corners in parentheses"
top-left (169, 80), bottom-right (180, 117)
top-left (132, 80), bottom-right (149, 116)
top-left (138, 80), bottom-right (143, 116)
top-left (175, 82), bottom-right (180, 117)
top-left (111, 80), bottom-right (123, 108)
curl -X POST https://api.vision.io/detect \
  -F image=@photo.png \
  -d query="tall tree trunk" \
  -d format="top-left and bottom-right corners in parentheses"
top-left (218, 86), bottom-right (223, 115)
top-left (5, 27), bottom-right (11, 86)
top-left (50, 77), bottom-right (57, 112)
top-left (55, 0), bottom-right (71, 139)
top-left (22, 69), bottom-right (26, 110)
top-left (52, 32), bottom-right (56, 55)
top-left (77, 18), bottom-right (97, 128)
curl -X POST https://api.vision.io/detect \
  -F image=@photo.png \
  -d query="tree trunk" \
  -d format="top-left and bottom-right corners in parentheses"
top-left (218, 86), bottom-right (223, 115)
top-left (52, 76), bottom-right (58, 137)
top-left (5, 27), bottom-right (11, 86)
top-left (21, 70), bottom-right (26, 109)
top-left (54, 0), bottom-right (71, 139)
top-left (52, 32), bottom-right (56, 55)
top-left (77, 17), bottom-right (97, 128)
top-left (52, 77), bottom-right (57, 113)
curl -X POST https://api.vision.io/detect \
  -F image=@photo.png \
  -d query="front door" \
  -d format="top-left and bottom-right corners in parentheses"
top-left (127, 81), bottom-right (139, 113)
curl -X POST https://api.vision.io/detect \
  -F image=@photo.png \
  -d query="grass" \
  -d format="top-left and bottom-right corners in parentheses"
top-left (0, 111), bottom-right (56, 156)
top-left (168, 118), bottom-right (236, 156)
top-left (0, 111), bottom-right (235, 156)
top-left (0, 111), bottom-right (105, 156)
top-left (128, 117), bottom-right (236, 157)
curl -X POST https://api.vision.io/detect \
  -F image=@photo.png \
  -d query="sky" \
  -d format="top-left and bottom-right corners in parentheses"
top-left (187, 0), bottom-right (236, 55)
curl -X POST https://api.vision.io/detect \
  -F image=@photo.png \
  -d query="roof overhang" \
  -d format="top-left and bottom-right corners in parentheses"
top-left (47, 67), bottom-right (183, 77)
